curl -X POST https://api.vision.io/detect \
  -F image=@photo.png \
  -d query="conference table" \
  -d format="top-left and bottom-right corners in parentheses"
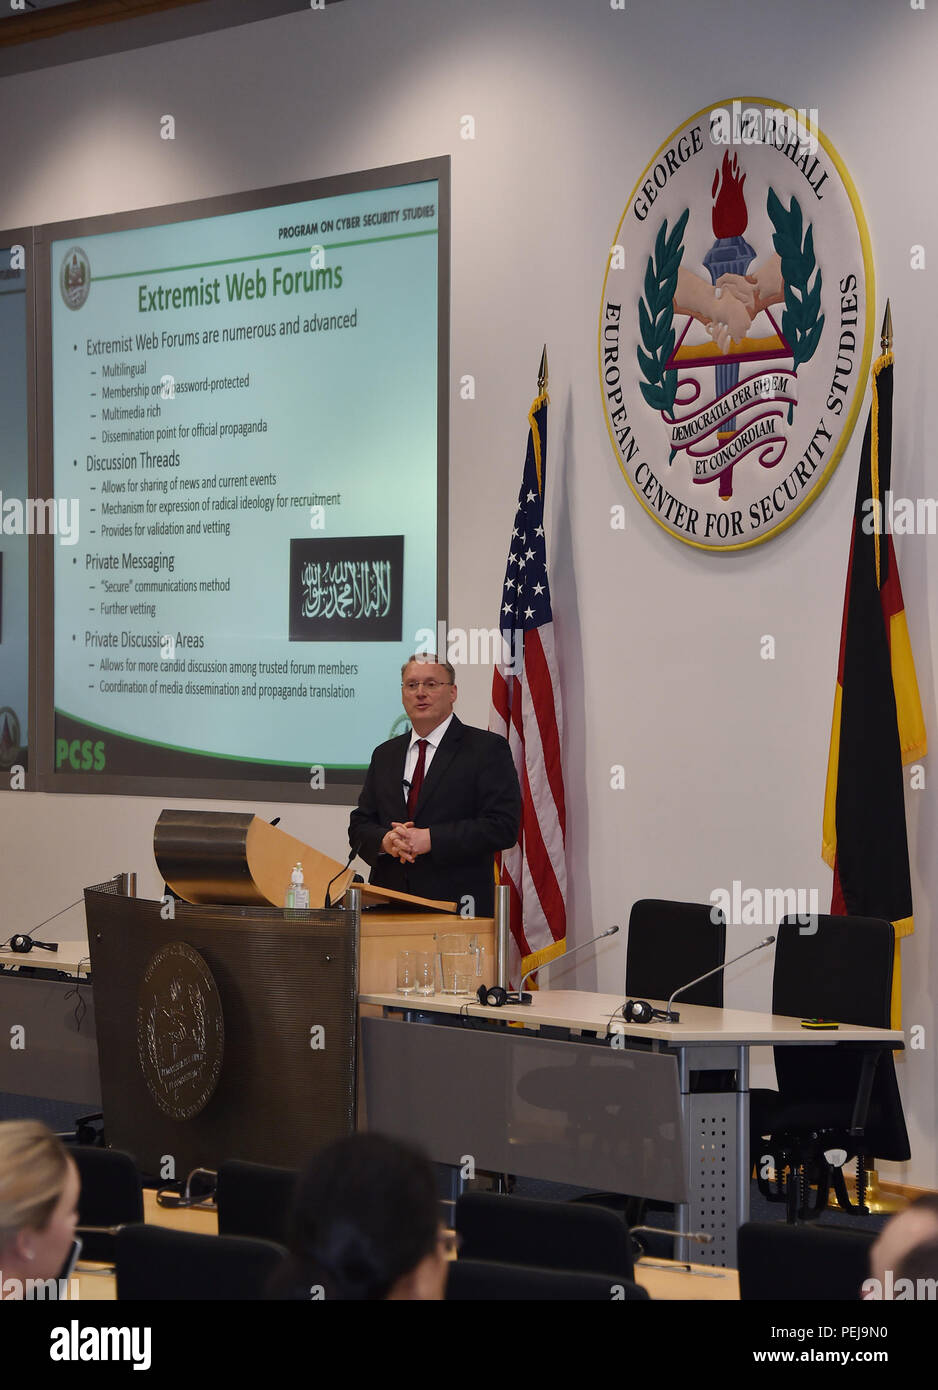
top-left (359, 988), bottom-right (903, 1267)
top-left (0, 938), bottom-right (90, 975)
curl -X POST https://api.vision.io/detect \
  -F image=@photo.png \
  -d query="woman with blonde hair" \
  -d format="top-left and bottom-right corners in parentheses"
top-left (0, 1120), bottom-right (80, 1298)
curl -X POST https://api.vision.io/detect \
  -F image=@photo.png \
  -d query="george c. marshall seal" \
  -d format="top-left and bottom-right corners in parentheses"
top-left (59, 247), bottom-right (91, 311)
top-left (599, 97), bottom-right (874, 550)
top-left (137, 941), bottom-right (224, 1120)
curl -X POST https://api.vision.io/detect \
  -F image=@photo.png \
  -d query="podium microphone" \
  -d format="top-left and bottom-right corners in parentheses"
top-left (324, 843), bottom-right (358, 909)
top-left (621, 935), bottom-right (775, 1024)
top-left (477, 925), bottom-right (620, 1007)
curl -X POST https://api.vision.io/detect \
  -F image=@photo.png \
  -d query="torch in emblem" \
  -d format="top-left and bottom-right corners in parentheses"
top-left (702, 152), bottom-right (754, 474)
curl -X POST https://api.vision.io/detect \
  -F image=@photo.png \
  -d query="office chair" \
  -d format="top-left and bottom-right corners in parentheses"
top-left (738, 1221), bottom-right (875, 1300)
top-left (216, 1158), bottom-right (298, 1244)
top-left (625, 897), bottom-right (727, 1008)
top-left (72, 1145), bottom-right (144, 1262)
top-left (116, 1224), bottom-right (286, 1300)
top-left (751, 914), bottom-right (910, 1222)
top-left (446, 1259), bottom-right (648, 1301)
top-left (456, 1191), bottom-right (636, 1280)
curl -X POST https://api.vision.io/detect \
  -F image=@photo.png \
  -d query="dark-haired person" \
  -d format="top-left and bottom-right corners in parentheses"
top-left (270, 1133), bottom-right (448, 1300)
top-left (0, 1120), bottom-right (80, 1298)
top-left (349, 654), bottom-right (521, 915)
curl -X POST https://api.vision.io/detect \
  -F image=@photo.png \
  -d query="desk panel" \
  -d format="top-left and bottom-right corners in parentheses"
top-left (0, 973), bottom-right (100, 1104)
top-left (362, 1015), bottom-right (688, 1202)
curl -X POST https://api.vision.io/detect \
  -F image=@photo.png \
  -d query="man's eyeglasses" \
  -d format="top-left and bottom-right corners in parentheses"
top-left (402, 680), bottom-right (452, 692)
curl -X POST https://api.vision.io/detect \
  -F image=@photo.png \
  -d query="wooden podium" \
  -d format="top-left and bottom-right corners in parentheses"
top-left (79, 814), bottom-right (500, 1172)
top-left (153, 809), bottom-right (496, 998)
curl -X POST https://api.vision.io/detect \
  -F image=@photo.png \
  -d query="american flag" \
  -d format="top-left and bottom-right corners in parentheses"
top-left (489, 364), bottom-right (567, 987)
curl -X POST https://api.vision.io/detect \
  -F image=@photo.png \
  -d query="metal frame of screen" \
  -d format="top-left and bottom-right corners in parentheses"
top-left (0, 225), bottom-right (38, 791)
top-left (33, 156), bottom-right (450, 804)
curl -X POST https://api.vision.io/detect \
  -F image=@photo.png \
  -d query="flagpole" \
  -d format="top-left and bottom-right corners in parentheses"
top-left (828, 298), bottom-right (910, 1218)
top-left (489, 346), bottom-right (567, 989)
top-left (881, 299), bottom-right (892, 354)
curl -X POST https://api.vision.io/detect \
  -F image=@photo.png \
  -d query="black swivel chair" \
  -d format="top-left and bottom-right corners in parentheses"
top-left (116, 1224), bottom-right (286, 1300)
top-left (750, 914), bottom-right (910, 1222)
top-left (456, 1191), bottom-right (636, 1281)
top-left (738, 1222), bottom-right (875, 1300)
top-left (625, 897), bottom-right (729, 1091)
top-left (625, 897), bottom-right (727, 1009)
top-left (216, 1159), bottom-right (298, 1245)
top-left (447, 1260), bottom-right (648, 1301)
top-left (72, 1146), bottom-right (144, 1262)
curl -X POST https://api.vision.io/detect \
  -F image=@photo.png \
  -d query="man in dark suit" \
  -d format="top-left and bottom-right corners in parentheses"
top-left (348, 655), bottom-right (521, 915)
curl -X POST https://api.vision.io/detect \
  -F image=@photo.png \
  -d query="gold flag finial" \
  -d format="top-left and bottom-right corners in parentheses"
top-left (881, 301), bottom-right (893, 353)
top-left (538, 344), bottom-right (548, 394)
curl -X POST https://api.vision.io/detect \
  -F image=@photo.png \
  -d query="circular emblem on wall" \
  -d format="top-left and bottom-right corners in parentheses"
top-left (599, 97), bottom-right (874, 550)
top-left (137, 941), bottom-right (224, 1120)
top-left (59, 246), bottom-right (91, 310)
top-left (0, 708), bottom-right (22, 771)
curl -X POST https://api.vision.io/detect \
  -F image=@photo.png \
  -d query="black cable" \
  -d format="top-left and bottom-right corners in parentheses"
top-left (1, 898), bottom-right (84, 953)
top-left (603, 1002), bottom-right (627, 1041)
top-left (27, 897), bottom-right (84, 934)
top-left (458, 1001), bottom-right (480, 1030)
top-left (63, 959), bottom-right (91, 1031)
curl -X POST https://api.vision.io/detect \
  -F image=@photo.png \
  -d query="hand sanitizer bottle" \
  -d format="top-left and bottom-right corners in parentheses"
top-left (285, 862), bottom-right (310, 914)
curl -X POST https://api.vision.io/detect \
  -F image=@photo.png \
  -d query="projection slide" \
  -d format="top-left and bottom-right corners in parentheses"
top-left (0, 239), bottom-right (29, 777)
top-left (42, 164), bottom-right (445, 795)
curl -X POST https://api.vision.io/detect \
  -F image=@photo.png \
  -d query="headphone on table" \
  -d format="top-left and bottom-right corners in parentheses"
top-left (621, 998), bottom-right (674, 1024)
top-left (476, 984), bottom-right (532, 1007)
top-left (8, 934), bottom-right (58, 955)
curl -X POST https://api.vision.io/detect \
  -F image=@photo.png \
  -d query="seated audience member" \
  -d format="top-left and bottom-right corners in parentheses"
top-left (0, 1120), bottom-right (80, 1298)
top-left (895, 1235), bottom-right (938, 1296)
top-left (864, 1194), bottom-right (938, 1299)
top-left (270, 1133), bottom-right (448, 1300)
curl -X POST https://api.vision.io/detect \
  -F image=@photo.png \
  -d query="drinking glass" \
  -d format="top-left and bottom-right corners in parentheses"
top-left (415, 951), bottom-right (435, 996)
top-left (396, 951), bottom-right (415, 995)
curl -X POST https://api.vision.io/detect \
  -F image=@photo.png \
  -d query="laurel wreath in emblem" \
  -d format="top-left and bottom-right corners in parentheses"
top-left (766, 189), bottom-right (824, 423)
top-left (637, 209), bottom-right (689, 438)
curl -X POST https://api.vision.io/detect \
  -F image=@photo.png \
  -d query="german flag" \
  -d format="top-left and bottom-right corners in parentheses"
top-left (822, 315), bottom-right (926, 1026)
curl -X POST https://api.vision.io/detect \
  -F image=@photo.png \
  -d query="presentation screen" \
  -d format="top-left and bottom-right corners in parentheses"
top-left (36, 159), bottom-right (448, 802)
top-left (0, 234), bottom-right (31, 782)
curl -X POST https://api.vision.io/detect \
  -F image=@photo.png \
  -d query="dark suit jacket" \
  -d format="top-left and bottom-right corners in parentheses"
top-left (348, 715), bottom-right (521, 916)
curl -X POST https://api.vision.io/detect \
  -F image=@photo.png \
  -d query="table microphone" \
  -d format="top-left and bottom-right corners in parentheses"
top-left (477, 925), bottom-right (620, 1007)
top-left (630, 1225), bottom-right (712, 1244)
top-left (622, 935), bottom-right (775, 1024)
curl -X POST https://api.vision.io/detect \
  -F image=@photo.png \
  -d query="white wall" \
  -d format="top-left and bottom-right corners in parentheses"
top-left (1, 0), bottom-right (935, 1184)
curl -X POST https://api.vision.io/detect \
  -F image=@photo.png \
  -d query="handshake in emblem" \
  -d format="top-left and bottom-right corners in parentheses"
top-left (673, 252), bottom-right (785, 355)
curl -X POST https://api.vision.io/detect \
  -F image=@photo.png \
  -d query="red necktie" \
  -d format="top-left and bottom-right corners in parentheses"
top-left (407, 739), bottom-right (428, 818)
